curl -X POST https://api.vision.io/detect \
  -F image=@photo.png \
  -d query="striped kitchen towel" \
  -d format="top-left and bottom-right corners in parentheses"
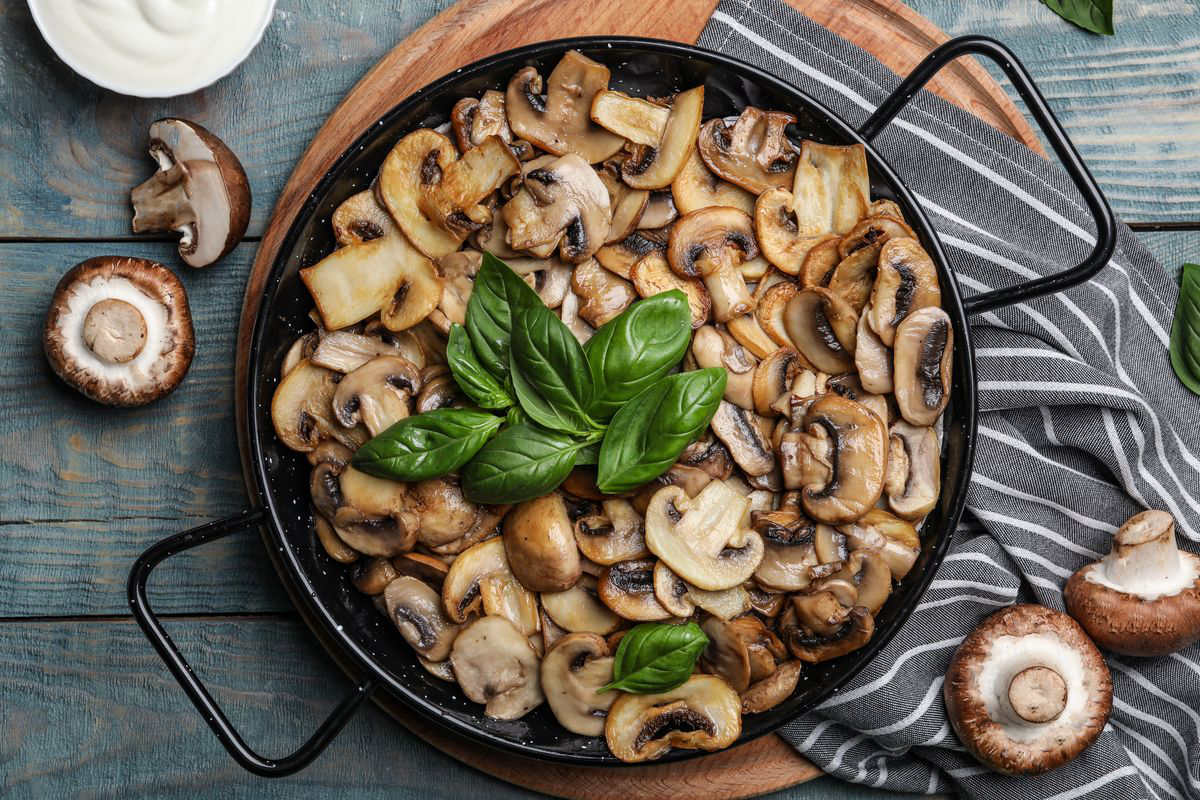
top-left (700, 2), bottom-right (1200, 798)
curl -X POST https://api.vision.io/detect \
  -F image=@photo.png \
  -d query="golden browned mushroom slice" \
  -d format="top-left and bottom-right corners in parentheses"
top-left (726, 314), bottom-right (778, 359)
top-left (541, 633), bottom-right (618, 736)
top-left (605, 674), bottom-right (741, 763)
top-left (755, 183), bottom-right (840, 276)
top-left (570, 258), bottom-right (637, 326)
top-left (678, 436), bottom-right (735, 481)
top-left (542, 574), bottom-right (622, 635)
top-left (698, 108), bottom-right (797, 194)
top-left (314, 514), bottom-right (359, 563)
top-left (672, 147), bottom-right (757, 216)
top-left (415, 367), bottom-right (461, 412)
top-left (432, 249), bottom-right (482, 331)
top-left (700, 614), bottom-right (784, 692)
top-left (750, 508), bottom-right (818, 592)
top-left (797, 394), bottom-right (888, 524)
top-left (442, 537), bottom-right (528, 623)
top-left (331, 355), bottom-right (420, 436)
top-left (503, 492), bottom-right (583, 592)
top-left (606, 87), bottom-right (704, 190)
top-left (559, 288), bottom-right (595, 344)
top-left (870, 198), bottom-right (905, 219)
top-left (792, 140), bottom-right (871, 236)
top-left (572, 498), bottom-right (649, 565)
top-left (130, 118), bottom-right (250, 268)
top-left (505, 256), bottom-right (573, 308)
top-left (590, 90), bottom-right (671, 145)
top-left (428, 503), bottom-right (508, 556)
top-left (798, 236), bottom-right (842, 289)
top-left (451, 90), bottom-right (533, 159)
top-left (855, 310), bottom-right (893, 395)
top-left (351, 556), bottom-right (398, 596)
top-left (309, 463), bottom-right (417, 556)
top-left (384, 575), bottom-right (461, 662)
top-left (332, 190), bottom-right (397, 246)
top-left (837, 214), bottom-right (915, 261)
top-left (597, 159), bottom-right (650, 243)
top-left (783, 287), bottom-right (858, 374)
top-left (451, 615), bottom-right (544, 720)
top-left (280, 331), bottom-right (319, 378)
top-left (393, 552), bottom-right (451, 587)
top-left (839, 508), bottom-right (921, 580)
top-left (43, 256), bottom-right (194, 407)
top-left (645, 480), bottom-right (764, 591)
top-left (630, 251), bottom-right (711, 328)
top-left (653, 562), bottom-right (751, 620)
top-left (272, 360), bottom-right (367, 451)
top-left (502, 154), bottom-right (612, 263)
top-left (813, 549), bottom-right (892, 614)
top-left (893, 306), bottom-right (953, 426)
top-left (752, 347), bottom-right (805, 417)
top-left (691, 325), bottom-right (756, 409)
top-left (883, 421), bottom-right (940, 520)
top-left (709, 401), bottom-right (775, 477)
top-left (409, 477), bottom-right (481, 547)
top-left (868, 237), bottom-right (942, 346)
top-left (741, 660), bottom-right (803, 714)
top-left (1065, 510), bottom-right (1200, 657)
top-left (597, 228), bottom-right (669, 280)
top-left (597, 558), bottom-right (675, 621)
top-left (755, 281), bottom-right (799, 348)
top-left (944, 604), bottom-right (1111, 775)
top-left (827, 244), bottom-right (884, 314)
top-left (640, 191), bottom-right (678, 229)
top-left (782, 595), bottom-right (874, 662)
top-left (668, 207), bottom-right (758, 322)
top-left (506, 51), bottom-right (625, 163)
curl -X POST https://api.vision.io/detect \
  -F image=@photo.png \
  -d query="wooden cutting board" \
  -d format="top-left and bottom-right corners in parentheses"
top-left (235, 1), bottom-right (1039, 797)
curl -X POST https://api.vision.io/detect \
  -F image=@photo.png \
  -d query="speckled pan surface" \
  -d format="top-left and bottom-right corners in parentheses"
top-left (245, 37), bottom-right (977, 764)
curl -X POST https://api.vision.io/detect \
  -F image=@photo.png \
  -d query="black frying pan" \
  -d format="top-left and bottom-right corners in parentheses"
top-left (128, 35), bottom-right (1116, 776)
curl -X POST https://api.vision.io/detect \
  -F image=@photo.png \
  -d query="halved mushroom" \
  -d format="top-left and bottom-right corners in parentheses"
top-left (309, 330), bottom-right (426, 374)
top-left (783, 287), bottom-right (858, 374)
top-left (700, 615), bottom-right (785, 692)
top-left (798, 236), bottom-right (843, 289)
top-left (573, 498), bottom-right (649, 565)
top-left (789, 140), bottom-right (871, 237)
top-left (667, 207), bottom-right (758, 323)
top-left (752, 347), bottom-right (804, 417)
top-left (541, 574), bottom-right (622, 635)
top-left (442, 537), bottom-right (533, 623)
top-left (130, 118), bottom-right (250, 268)
top-left (741, 660), bottom-right (803, 714)
top-left (671, 147), bottom-right (757, 216)
top-left (450, 615), bottom-right (544, 720)
top-left (451, 90), bottom-right (531, 158)
top-left (378, 129), bottom-right (520, 258)
top-left (392, 552), bottom-right (451, 587)
top-left (644, 480), bottom-right (764, 591)
top-left (868, 238), bottom-right (942, 346)
top-left (541, 633), bottom-right (617, 736)
top-left (605, 674), bottom-right (741, 763)
top-left (597, 229), bottom-right (669, 280)
top-left (313, 513), bottom-right (359, 563)
top-left (755, 186), bottom-right (839, 276)
top-left (855, 311), bottom-right (893, 395)
top-left (754, 281), bottom-right (799, 348)
top-left (677, 436), bottom-right (735, 482)
top-left (598, 559), bottom-right (675, 621)
top-left (331, 356), bottom-right (420, 436)
top-left (884, 421), bottom-right (940, 520)
top-left (697, 108), bottom-right (797, 195)
top-left (893, 306), bottom-right (953, 426)
top-left (611, 86), bottom-right (704, 190)
top-left (783, 599), bottom-right (874, 662)
top-left (631, 251), bottom-right (710, 328)
top-left (410, 477), bottom-right (481, 546)
top-left (273, 360), bottom-right (366, 451)
top-left (640, 191), bottom-right (678, 229)
top-left (653, 562), bottom-right (751, 620)
top-left (503, 154), bottom-right (612, 263)
top-left (797, 394), bottom-right (888, 524)
top-left (570, 258), bottom-right (637, 326)
top-left (751, 509), bottom-right (818, 592)
top-left (726, 314), bottom-right (779, 360)
top-left (385, 575), bottom-right (461, 661)
top-left (709, 401), bottom-right (775, 477)
top-left (840, 508), bottom-right (921, 580)
top-left (503, 492), bottom-right (583, 592)
top-left (691, 327), bottom-right (756, 409)
top-left (332, 190), bottom-right (397, 246)
top-left (505, 51), bottom-right (625, 163)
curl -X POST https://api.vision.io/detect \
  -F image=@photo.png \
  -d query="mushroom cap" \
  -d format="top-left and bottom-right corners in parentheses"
top-left (450, 615), bottom-right (544, 720)
top-left (44, 256), bottom-right (194, 406)
top-left (540, 632), bottom-right (617, 736)
top-left (604, 673), bottom-right (742, 762)
top-left (944, 604), bottom-right (1112, 775)
top-left (1065, 510), bottom-right (1200, 657)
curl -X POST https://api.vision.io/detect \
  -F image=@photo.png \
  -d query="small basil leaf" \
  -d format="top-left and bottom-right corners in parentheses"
top-left (599, 622), bottom-right (709, 694)
top-left (447, 324), bottom-right (513, 409)
top-left (461, 423), bottom-right (599, 504)
top-left (466, 252), bottom-right (544, 381)
top-left (1038, 0), bottom-right (1113, 35)
top-left (584, 290), bottom-right (692, 421)
top-left (510, 300), bottom-right (598, 434)
top-left (505, 405), bottom-right (529, 429)
top-left (1170, 263), bottom-right (1200, 395)
top-left (596, 368), bottom-right (727, 494)
top-left (352, 408), bottom-right (503, 482)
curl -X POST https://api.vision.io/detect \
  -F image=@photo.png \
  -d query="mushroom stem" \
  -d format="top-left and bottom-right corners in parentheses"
top-left (1091, 510), bottom-right (1190, 599)
top-left (131, 164), bottom-right (196, 239)
top-left (1007, 666), bottom-right (1067, 724)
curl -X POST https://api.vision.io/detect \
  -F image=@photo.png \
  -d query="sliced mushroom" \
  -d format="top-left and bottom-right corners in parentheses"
top-left (442, 537), bottom-right (530, 623)
top-left (503, 154), bottom-right (612, 263)
top-left (754, 281), bottom-right (799, 349)
top-left (503, 492), bottom-right (583, 592)
top-left (741, 660), bottom-right (803, 714)
top-left (352, 557), bottom-right (399, 596)
top-left (884, 421), bottom-right (940, 520)
top-left (709, 401), bottom-right (775, 477)
top-left (783, 287), bottom-right (858, 374)
top-left (480, 570), bottom-right (541, 638)
top-left (332, 189), bottom-right (397, 246)
top-left (415, 368), bottom-right (461, 412)
top-left (652, 562), bottom-right (750, 621)
top-left (596, 160), bottom-right (650, 244)
top-left (309, 330), bottom-right (426, 373)
top-left (697, 108), bottom-right (797, 194)
top-left (672, 146), bottom-right (757, 216)
top-left (751, 509), bottom-right (818, 592)
top-left (678, 436), bottom-right (735, 482)
top-left (640, 191), bottom-right (678, 229)
top-left (280, 331), bottom-right (318, 379)
top-left (570, 257), bottom-right (637, 326)
top-left (471, 205), bottom-right (522, 258)
top-left (868, 238), bottom-right (942, 346)
top-left (450, 615), bottom-right (544, 720)
top-left (541, 633), bottom-right (617, 736)
top-left (644, 480), bottom-right (764, 591)
top-left (331, 356), bottom-right (420, 435)
top-left (798, 236), bottom-right (843, 289)
top-left (726, 314), bottom-right (779, 359)
top-left (755, 186), bottom-right (839, 276)
top-left (429, 503), bottom-right (507, 556)
top-left (838, 215), bottom-right (915, 260)
top-left (855, 310), bottom-right (893, 395)
top-left (798, 394), bottom-right (888, 524)
top-left (783, 600), bottom-right (874, 663)
top-left (700, 615), bottom-right (784, 692)
top-left (870, 199), bottom-right (905, 219)
top-left (614, 86), bottom-right (704, 190)
top-left (668, 207), bottom-right (758, 322)
top-left (840, 508), bottom-right (921, 580)
top-left (559, 287), bottom-right (596, 344)
top-left (130, 118), bottom-right (250, 268)
top-left (313, 513), bottom-right (358, 564)
top-left (573, 498), bottom-right (649, 565)
top-left (893, 306), bottom-right (953, 426)
top-left (272, 360), bottom-right (366, 451)
top-left (451, 90), bottom-right (530, 158)
top-left (392, 551), bottom-right (451, 587)
top-left (691, 327), bottom-right (755, 409)
top-left (605, 674), bottom-right (741, 763)
top-left (789, 140), bottom-right (870, 237)
top-left (597, 559), bottom-right (674, 621)
top-left (434, 249), bottom-right (481, 329)
top-left (752, 347), bottom-right (803, 417)
top-left (384, 575), bottom-right (461, 661)
top-left (597, 228), bottom-right (669, 280)
top-left (541, 574), bottom-right (622, 635)
top-left (590, 90), bottom-right (671, 145)
top-left (505, 51), bottom-right (624, 163)
top-left (631, 251), bottom-right (710, 328)
top-left (410, 477), bottom-right (481, 546)
top-left (827, 244), bottom-right (884, 314)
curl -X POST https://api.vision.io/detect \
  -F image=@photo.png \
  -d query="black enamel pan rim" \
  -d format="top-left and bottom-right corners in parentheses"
top-left (247, 35), bottom-right (977, 765)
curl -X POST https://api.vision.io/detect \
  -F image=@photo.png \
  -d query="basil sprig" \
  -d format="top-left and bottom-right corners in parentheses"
top-left (1170, 263), bottom-right (1200, 395)
top-left (1038, 0), bottom-right (1113, 35)
top-left (599, 622), bottom-right (709, 694)
top-left (351, 409), bottom-right (503, 481)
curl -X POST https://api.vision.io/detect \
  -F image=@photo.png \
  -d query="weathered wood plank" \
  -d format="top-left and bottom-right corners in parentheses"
top-left (0, 618), bottom-right (935, 799)
top-left (1137, 229), bottom-right (1200, 281)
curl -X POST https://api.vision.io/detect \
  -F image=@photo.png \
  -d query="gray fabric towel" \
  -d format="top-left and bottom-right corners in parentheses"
top-left (699, 2), bottom-right (1200, 798)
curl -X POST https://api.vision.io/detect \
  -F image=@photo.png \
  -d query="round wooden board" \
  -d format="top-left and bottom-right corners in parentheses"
top-left (235, 1), bottom-right (1039, 796)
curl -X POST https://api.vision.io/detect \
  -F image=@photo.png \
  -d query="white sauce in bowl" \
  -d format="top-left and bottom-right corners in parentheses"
top-left (28, 0), bottom-right (275, 97)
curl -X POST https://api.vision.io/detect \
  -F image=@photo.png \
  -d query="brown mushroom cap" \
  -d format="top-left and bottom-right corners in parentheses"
top-left (1065, 510), bottom-right (1200, 657)
top-left (503, 492), bottom-right (583, 592)
top-left (130, 118), bottom-right (250, 268)
top-left (44, 257), bottom-right (194, 406)
top-left (944, 604), bottom-right (1112, 775)
top-left (697, 108), bottom-right (797, 195)
top-left (604, 674), bottom-right (742, 762)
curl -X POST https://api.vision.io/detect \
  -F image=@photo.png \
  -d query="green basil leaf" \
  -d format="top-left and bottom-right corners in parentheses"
top-left (466, 252), bottom-right (544, 381)
top-left (447, 324), bottom-right (513, 409)
top-left (596, 368), bottom-right (727, 494)
top-left (574, 441), bottom-right (600, 466)
top-left (1038, 0), bottom-right (1113, 35)
top-left (505, 405), bottom-right (529, 429)
top-left (584, 290), bottom-right (692, 421)
top-left (461, 423), bottom-right (600, 504)
top-left (352, 408), bottom-right (503, 481)
top-left (599, 622), bottom-right (709, 694)
top-left (510, 300), bottom-right (598, 434)
top-left (1170, 263), bottom-right (1200, 395)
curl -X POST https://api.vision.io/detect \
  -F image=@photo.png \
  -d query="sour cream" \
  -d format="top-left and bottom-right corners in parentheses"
top-left (29, 0), bottom-right (275, 97)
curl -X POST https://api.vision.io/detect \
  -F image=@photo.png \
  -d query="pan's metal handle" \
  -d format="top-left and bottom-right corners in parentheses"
top-left (857, 35), bottom-right (1117, 316)
top-left (127, 509), bottom-right (378, 777)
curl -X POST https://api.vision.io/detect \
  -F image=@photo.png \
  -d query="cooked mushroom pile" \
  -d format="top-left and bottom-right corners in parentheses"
top-left (270, 50), bottom-right (952, 762)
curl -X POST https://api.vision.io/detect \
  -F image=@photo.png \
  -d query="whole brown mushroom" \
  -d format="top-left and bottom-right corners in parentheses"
top-left (944, 604), bottom-right (1112, 775)
top-left (1065, 509), bottom-right (1200, 657)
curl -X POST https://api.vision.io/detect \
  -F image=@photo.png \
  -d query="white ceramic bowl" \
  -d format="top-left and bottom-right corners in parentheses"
top-left (28, 0), bottom-right (277, 98)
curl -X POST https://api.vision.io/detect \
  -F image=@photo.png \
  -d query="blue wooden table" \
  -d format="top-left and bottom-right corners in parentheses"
top-left (2, 2), bottom-right (1196, 797)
